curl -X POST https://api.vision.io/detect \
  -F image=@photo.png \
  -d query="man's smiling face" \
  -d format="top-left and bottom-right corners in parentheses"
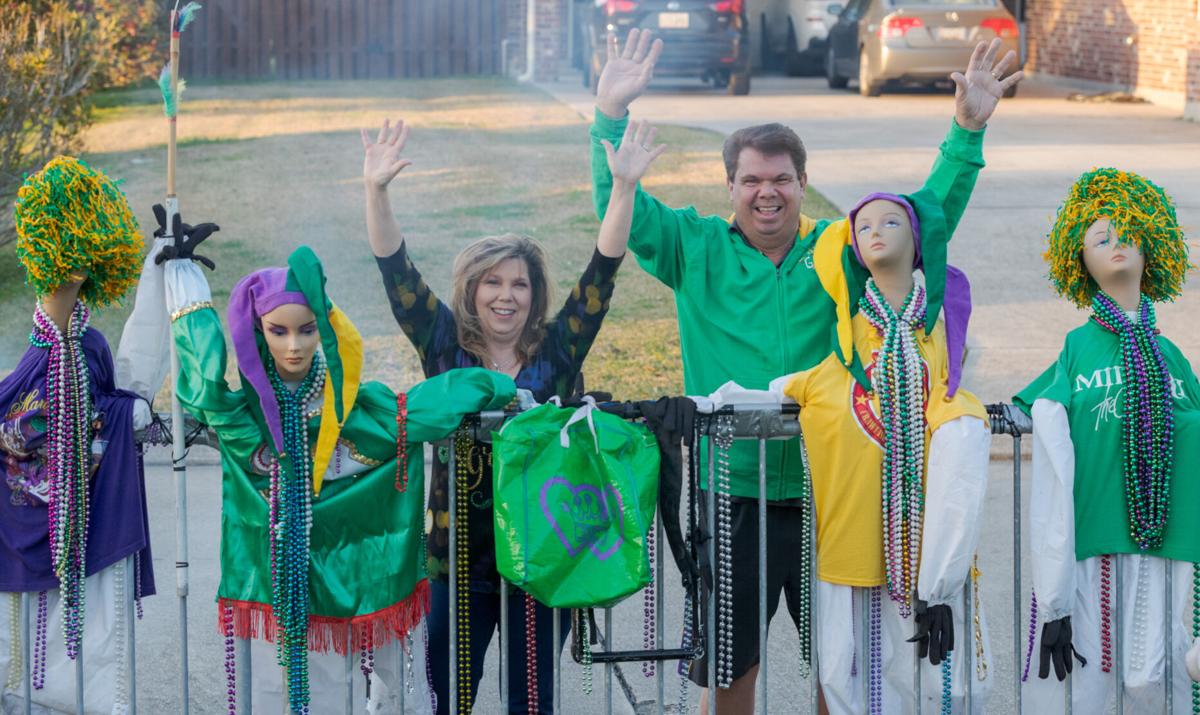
top-left (728, 147), bottom-right (806, 251)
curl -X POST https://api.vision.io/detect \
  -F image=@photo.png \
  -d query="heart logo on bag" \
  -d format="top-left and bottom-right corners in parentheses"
top-left (539, 476), bottom-right (625, 561)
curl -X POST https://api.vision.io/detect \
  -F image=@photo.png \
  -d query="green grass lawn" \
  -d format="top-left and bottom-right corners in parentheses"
top-left (0, 77), bottom-right (840, 399)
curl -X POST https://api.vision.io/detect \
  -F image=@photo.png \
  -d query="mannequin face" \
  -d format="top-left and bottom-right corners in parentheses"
top-left (853, 199), bottom-right (916, 274)
top-left (260, 303), bottom-right (320, 381)
top-left (1081, 218), bottom-right (1144, 295)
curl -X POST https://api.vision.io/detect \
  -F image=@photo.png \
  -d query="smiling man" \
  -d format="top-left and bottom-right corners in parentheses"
top-left (589, 29), bottom-right (1021, 715)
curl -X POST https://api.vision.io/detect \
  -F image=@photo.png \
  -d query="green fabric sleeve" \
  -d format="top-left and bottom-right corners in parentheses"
top-left (920, 119), bottom-right (986, 238)
top-left (403, 367), bottom-right (517, 443)
top-left (590, 108), bottom-right (701, 289)
top-left (1013, 353), bottom-right (1071, 416)
top-left (170, 308), bottom-right (261, 454)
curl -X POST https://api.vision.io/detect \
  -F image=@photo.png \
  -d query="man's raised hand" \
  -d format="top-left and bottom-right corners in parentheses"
top-left (596, 28), bottom-right (663, 120)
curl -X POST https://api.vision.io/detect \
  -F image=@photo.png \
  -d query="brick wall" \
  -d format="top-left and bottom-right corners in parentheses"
top-left (506, 0), bottom-right (567, 81)
top-left (1025, 0), bottom-right (1200, 118)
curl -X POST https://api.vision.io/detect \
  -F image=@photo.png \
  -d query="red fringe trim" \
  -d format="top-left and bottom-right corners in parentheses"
top-left (217, 578), bottom-right (430, 655)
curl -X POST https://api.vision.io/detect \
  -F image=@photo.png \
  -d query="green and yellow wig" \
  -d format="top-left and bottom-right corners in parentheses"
top-left (1046, 168), bottom-right (1190, 308)
top-left (13, 156), bottom-right (143, 307)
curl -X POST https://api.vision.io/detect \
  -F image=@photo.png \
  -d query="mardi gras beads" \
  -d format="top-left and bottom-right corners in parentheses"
top-left (525, 593), bottom-right (539, 714)
top-left (860, 281), bottom-right (928, 618)
top-left (453, 430), bottom-right (474, 713)
top-left (395, 392), bottom-right (409, 492)
top-left (1091, 292), bottom-right (1175, 551)
top-left (713, 415), bottom-right (735, 688)
top-left (33, 302), bottom-right (93, 659)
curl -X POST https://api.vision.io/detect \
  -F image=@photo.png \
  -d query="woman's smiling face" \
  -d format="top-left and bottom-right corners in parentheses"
top-left (472, 257), bottom-right (532, 344)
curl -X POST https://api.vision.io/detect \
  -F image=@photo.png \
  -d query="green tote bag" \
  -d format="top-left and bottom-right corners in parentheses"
top-left (492, 399), bottom-right (660, 608)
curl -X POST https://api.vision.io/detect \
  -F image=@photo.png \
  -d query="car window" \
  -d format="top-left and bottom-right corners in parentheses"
top-left (843, 0), bottom-right (867, 18)
top-left (889, 0), bottom-right (996, 5)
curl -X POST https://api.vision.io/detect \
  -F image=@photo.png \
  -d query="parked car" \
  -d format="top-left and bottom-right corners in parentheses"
top-left (825, 0), bottom-right (1021, 97)
top-left (582, 0), bottom-right (753, 95)
top-left (784, 0), bottom-right (844, 74)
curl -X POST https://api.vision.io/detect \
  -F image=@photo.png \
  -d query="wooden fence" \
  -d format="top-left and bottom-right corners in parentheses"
top-left (179, 0), bottom-right (512, 80)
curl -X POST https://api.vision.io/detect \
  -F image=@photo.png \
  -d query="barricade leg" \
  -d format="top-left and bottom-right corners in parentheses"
top-left (344, 625), bottom-right (354, 714)
top-left (1012, 434), bottom-right (1023, 715)
top-left (1166, 559), bottom-right (1173, 714)
top-left (75, 633), bottom-right (83, 714)
top-left (21, 592), bottom-right (31, 715)
top-left (605, 607), bottom-right (613, 715)
top-left (552, 606), bottom-right (561, 715)
top-left (707, 446), bottom-right (717, 715)
top-left (757, 438), bottom-right (768, 715)
top-left (655, 518), bottom-right (664, 715)
top-left (1115, 557), bottom-right (1123, 715)
top-left (499, 579), bottom-right (508, 710)
top-left (963, 575), bottom-right (973, 715)
top-left (126, 555), bottom-right (137, 715)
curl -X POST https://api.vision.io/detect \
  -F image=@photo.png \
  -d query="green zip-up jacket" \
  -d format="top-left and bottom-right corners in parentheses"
top-left (590, 109), bottom-right (985, 500)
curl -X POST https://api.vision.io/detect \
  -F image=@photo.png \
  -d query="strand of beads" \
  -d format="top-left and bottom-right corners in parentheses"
top-left (222, 601), bottom-right (237, 715)
top-left (33, 302), bottom-right (93, 659)
top-left (423, 611), bottom-right (437, 713)
top-left (525, 594), bottom-right (539, 714)
top-left (404, 633), bottom-right (414, 694)
top-left (1021, 591), bottom-right (1037, 682)
top-left (868, 586), bottom-right (882, 715)
top-left (676, 591), bottom-right (693, 713)
top-left (453, 430), bottom-right (474, 713)
top-left (32, 591), bottom-right (47, 689)
top-left (939, 652), bottom-right (952, 715)
top-left (113, 558), bottom-right (129, 714)
top-left (642, 524), bottom-right (656, 678)
top-left (971, 558), bottom-right (987, 681)
top-left (359, 630), bottom-right (375, 702)
top-left (395, 393), bottom-right (409, 492)
top-left (797, 434), bottom-right (815, 678)
top-left (134, 551), bottom-right (144, 620)
top-left (1100, 555), bottom-right (1113, 672)
top-left (1131, 554), bottom-right (1150, 670)
top-left (1191, 563), bottom-right (1199, 714)
top-left (581, 610), bottom-right (594, 695)
top-left (5, 595), bottom-right (20, 692)
top-left (714, 415), bottom-right (734, 688)
top-left (859, 281), bottom-right (927, 618)
top-left (1091, 293), bottom-right (1175, 551)
top-left (266, 353), bottom-right (324, 715)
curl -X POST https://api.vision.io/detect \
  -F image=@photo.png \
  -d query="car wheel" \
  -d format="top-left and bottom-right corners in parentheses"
top-left (858, 48), bottom-right (882, 97)
top-left (729, 71), bottom-right (751, 95)
top-left (826, 45), bottom-right (848, 89)
top-left (1003, 83), bottom-right (1018, 99)
top-left (785, 19), bottom-right (803, 77)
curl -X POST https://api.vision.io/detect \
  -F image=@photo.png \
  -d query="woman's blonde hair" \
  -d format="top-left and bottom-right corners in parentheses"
top-left (451, 234), bottom-right (552, 366)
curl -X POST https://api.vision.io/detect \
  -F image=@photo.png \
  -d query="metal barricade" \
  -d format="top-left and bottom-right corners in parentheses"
top-left (441, 402), bottom-right (994, 715)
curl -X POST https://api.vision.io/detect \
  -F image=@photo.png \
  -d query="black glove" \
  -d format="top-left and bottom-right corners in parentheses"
top-left (908, 601), bottom-right (954, 666)
top-left (152, 204), bottom-right (218, 270)
top-left (1038, 616), bottom-right (1087, 681)
top-left (635, 396), bottom-right (701, 590)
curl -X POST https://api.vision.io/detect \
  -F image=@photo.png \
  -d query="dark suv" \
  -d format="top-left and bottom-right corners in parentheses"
top-left (582, 0), bottom-right (752, 95)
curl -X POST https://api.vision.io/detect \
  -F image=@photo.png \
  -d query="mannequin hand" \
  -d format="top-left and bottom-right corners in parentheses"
top-left (950, 38), bottom-right (1023, 131)
top-left (908, 601), bottom-right (954, 665)
top-left (152, 204), bottom-right (218, 270)
top-left (1038, 616), bottom-right (1087, 681)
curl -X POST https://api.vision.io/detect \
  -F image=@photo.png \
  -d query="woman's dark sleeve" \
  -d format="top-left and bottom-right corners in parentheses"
top-left (375, 242), bottom-right (459, 372)
top-left (545, 248), bottom-right (624, 374)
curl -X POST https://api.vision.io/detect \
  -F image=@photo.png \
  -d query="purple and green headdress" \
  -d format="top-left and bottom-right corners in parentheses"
top-left (815, 190), bottom-right (972, 396)
top-left (227, 246), bottom-right (363, 494)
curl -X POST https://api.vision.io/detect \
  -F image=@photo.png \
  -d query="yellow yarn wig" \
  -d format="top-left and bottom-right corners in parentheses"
top-left (1046, 168), bottom-right (1190, 308)
top-left (13, 156), bottom-right (142, 307)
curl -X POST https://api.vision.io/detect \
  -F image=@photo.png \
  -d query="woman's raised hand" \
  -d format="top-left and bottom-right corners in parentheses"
top-left (361, 118), bottom-right (412, 189)
top-left (601, 119), bottom-right (666, 188)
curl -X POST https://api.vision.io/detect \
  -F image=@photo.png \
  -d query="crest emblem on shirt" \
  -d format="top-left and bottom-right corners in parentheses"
top-left (850, 351), bottom-right (930, 449)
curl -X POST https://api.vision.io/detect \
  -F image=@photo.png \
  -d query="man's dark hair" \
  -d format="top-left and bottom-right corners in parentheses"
top-left (722, 123), bottom-right (807, 182)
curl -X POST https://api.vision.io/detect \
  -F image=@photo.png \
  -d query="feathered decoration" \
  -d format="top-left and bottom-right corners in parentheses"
top-left (174, 2), bottom-right (202, 34)
top-left (158, 63), bottom-right (187, 118)
top-left (1045, 168), bottom-right (1192, 308)
top-left (13, 157), bottom-right (143, 306)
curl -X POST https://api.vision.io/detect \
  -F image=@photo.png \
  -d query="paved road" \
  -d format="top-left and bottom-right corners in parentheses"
top-left (126, 74), bottom-right (1197, 714)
